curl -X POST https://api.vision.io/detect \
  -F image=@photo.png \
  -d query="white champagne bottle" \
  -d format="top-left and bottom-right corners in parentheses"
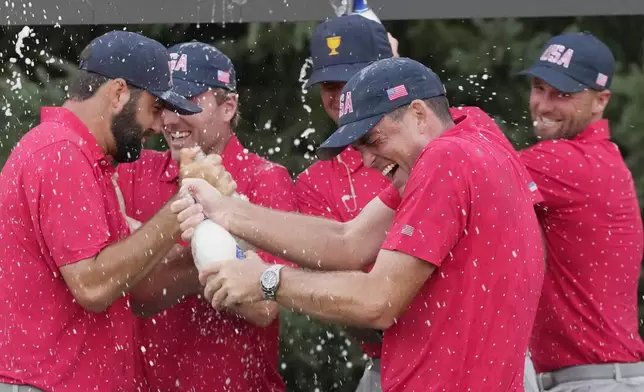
top-left (191, 219), bottom-right (244, 272)
top-left (349, 0), bottom-right (381, 23)
top-left (189, 150), bottom-right (248, 271)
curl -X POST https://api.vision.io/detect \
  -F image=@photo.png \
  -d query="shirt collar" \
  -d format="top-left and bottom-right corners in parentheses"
top-left (221, 135), bottom-right (248, 179)
top-left (334, 146), bottom-right (364, 173)
top-left (442, 113), bottom-right (475, 136)
top-left (160, 150), bottom-right (179, 183)
top-left (574, 119), bottom-right (610, 142)
top-left (40, 106), bottom-right (108, 164)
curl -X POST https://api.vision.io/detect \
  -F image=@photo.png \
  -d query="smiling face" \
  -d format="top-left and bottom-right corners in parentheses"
top-left (320, 81), bottom-right (346, 124)
top-left (351, 99), bottom-right (446, 189)
top-left (529, 78), bottom-right (611, 140)
top-left (162, 89), bottom-right (238, 160)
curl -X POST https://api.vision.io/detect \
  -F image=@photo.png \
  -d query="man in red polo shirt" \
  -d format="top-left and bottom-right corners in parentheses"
top-left (175, 57), bottom-right (545, 392)
top-left (295, 16), bottom-right (394, 390)
top-left (117, 42), bottom-right (296, 392)
top-left (297, 16), bottom-right (507, 391)
top-left (0, 31), bottom-right (203, 391)
top-left (518, 32), bottom-right (644, 391)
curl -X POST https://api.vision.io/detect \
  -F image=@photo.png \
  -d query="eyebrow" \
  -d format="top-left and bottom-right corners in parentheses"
top-left (355, 131), bottom-right (375, 146)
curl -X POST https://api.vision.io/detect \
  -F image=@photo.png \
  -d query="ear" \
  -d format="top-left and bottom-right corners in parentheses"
top-left (219, 93), bottom-right (238, 124)
top-left (105, 78), bottom-right (132, 115)
top-left (408, 99), bottom-right (429, 127)
top-left (592, 89), bottom-right (611, 116)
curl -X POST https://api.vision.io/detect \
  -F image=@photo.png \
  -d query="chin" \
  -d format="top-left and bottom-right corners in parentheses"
top-left (170, 149), bottom-right (181, 161)
top-left (534, 128), bottom-right (558, 140)
top-left (392, 169), bottom-right (409, 190)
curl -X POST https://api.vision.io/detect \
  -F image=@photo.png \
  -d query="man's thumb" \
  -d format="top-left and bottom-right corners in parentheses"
top-left (181, 178), bottom-right (221, 204)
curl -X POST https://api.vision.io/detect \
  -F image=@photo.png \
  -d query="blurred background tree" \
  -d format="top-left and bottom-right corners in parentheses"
top-left (1, 16), bottom-right (644, 391)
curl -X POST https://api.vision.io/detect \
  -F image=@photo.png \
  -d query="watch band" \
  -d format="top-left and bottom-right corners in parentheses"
top-left (261, 264), bottom-right (285, 301)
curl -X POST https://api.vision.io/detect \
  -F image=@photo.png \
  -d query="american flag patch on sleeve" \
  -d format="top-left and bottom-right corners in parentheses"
top-left (528, 181), bottom-right (538, 192)
top-left (387, 84), bottom-right (408, 101)
top-left (401, 224), bottom-right (415, 236)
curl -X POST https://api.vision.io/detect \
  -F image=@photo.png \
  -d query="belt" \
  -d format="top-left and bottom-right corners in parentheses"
top-left (537, 362), bottom-right (644, 391)
top-left (0, 383), bottom-right (44, 392)
top-left (366, 357), bottom-right (381, 373)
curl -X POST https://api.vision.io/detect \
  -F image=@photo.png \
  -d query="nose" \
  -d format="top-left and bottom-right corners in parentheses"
top-left (162, 109), bottom-right (179, 128)
top-left (149, 114), bottom-right (164, 134)
top-left (531, 89), bottom-right (555, 116)
top-left (360, 149), bottom-right (377, 169)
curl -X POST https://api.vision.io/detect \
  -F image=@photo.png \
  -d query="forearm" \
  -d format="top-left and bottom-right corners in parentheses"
top-left (275, 267), bottom-right (389, 329)
top-left (131, 245), bottom-right (201, 317)
top-left (92, 198), bottom-right (182, 306)
top-left (224, 199), bottom-right (368, 271)
top-left (229, 301), bottom-right (279, 328)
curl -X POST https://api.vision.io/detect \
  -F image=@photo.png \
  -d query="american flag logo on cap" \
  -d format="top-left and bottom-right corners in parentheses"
top-left (218, 70), bottom-right (230, 84)
top-left (387, 84), bottom-right (408, 101)
top-left (596, 73), bottom-right (608, 87)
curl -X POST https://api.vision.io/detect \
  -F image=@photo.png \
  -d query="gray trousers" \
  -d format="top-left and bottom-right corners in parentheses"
top-left (524, 361), bottom-right (644, 392)
top-left (525, 353), bottom-right (540, 392)
top-left (0, 384), bottom-right (44, 392)
top-left (355, 358), bottom-right (382, 392)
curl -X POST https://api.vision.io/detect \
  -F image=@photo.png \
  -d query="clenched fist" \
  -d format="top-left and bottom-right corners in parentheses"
top-left (178, 148), bottom-right (237, 197)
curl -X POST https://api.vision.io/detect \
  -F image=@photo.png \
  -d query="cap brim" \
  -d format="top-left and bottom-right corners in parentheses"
top-left (518, 65), bottom-right (587, 93)
top-left (316, 113), bottom-right (385, 160)
top-left (170, 77), bottom-right (211, 98)
top-left (305, 61), bottom-right (371, 88)
top-left (150, 89), bottom-right (202, 115)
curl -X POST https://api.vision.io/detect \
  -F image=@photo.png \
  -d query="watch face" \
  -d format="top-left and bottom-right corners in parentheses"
top-left (261, 271), bottom-right (278, 289)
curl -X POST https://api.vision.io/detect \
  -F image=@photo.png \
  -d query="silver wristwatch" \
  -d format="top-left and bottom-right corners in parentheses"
top-left (260, 265), bottom-right (285, 301)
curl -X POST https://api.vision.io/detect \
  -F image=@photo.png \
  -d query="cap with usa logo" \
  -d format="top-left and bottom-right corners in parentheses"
top-left (518, 31), bottom-right (615, 93)
top-left (168, 41), bottom-right (237, 98)
top-left (80, 30), bottom-right (202, 115)
top-left (317, 57), bottom-right (446, 160)
top-left (305, 14), bottom-right (393, 88)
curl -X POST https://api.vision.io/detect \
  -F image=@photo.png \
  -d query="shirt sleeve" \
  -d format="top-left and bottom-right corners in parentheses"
top-left (24, 142), bottom-right (115, 267)
top-left (381, 140), bottom-right (470, 267)
top-left (294, 169), bottom-right (340, 221)
top-left (377, 184), bottom-right (402, 210)
top-left (247, 163), bottom-right (298, 267)
top-left (519, 143), bottom-right (568, 209)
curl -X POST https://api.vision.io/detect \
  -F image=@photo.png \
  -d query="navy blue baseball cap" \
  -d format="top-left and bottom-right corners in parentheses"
top-left (317, 57), bottom-right (447, 160)
top-left (168, 41), bottom-right (237, 98)
top-left (519, 31), bottom-right (615, 93)
top-left (305, 14), bottom-right (393, 88)
top-left (79, 30), bottom-right (201, 115)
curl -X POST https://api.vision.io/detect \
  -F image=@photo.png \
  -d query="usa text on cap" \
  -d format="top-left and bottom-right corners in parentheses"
top-left (168, 41), bottom-right (237, 98)
top-left (79, 30), bottom-right (201, 115)
top-left (306, 14), bottom-right (393, 88)
top-left (518, 31), bottom-right (615, 93)
top-left (317, 57), bottom-right (447, 160)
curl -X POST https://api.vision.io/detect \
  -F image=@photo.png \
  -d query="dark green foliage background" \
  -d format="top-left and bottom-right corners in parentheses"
top-left (1, 16), bottom-right (643, 391)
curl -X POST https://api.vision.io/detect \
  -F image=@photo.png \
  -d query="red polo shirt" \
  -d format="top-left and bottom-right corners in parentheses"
top-left (519, 119), bottom-right (644, 373)
top-left (378, 113), bottom-right (545, 392)
top-left (0, 107), bottom-right (139, 391)
top-left (295, 106), bottom-right (520, 359)
top-left (117, 135), bottom-right (296, 392)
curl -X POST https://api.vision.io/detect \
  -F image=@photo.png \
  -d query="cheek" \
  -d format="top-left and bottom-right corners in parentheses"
top-left (322, 87), bottom-right (342, 106)
top-left (529, 93), bottom-right (540, 113)
top-left (185, 113), bottom-right (210, 135)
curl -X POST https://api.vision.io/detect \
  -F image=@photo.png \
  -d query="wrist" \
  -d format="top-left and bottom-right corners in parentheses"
top-left (260, 264), bottom-right (285, 301)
